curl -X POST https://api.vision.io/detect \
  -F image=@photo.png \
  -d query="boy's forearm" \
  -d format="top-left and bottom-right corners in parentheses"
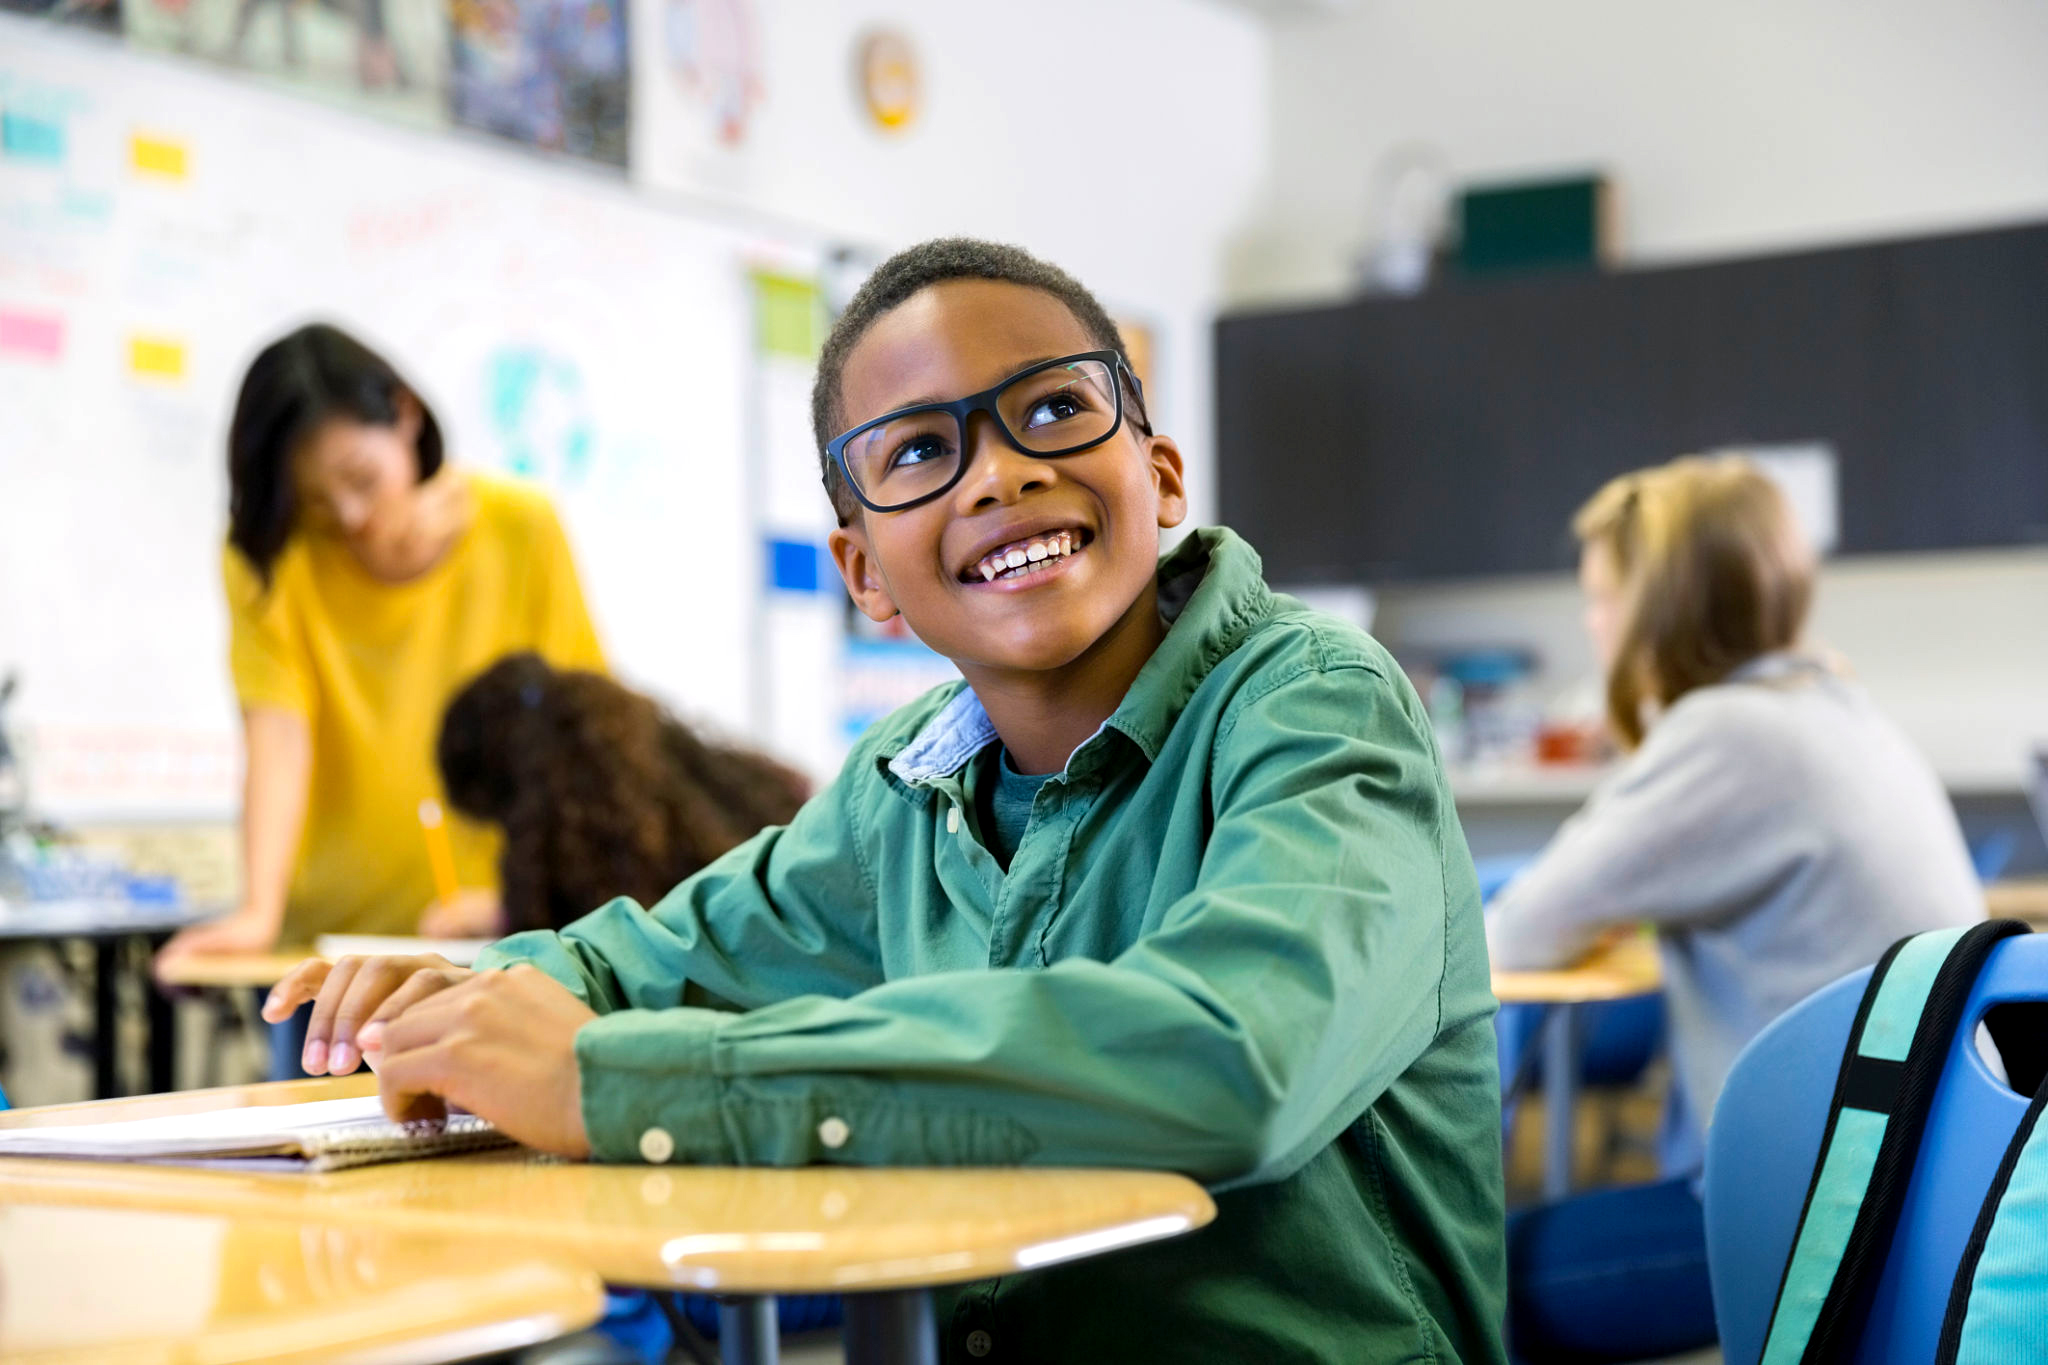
top-left (566, 899), bottom-right (1445, 1186)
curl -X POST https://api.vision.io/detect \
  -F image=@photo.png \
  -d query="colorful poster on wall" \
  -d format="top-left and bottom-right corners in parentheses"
top-left (1, 0), bottom-right (121, 33)
top-left (628, 0), bottom-right (758, 197)
top-left (450, 0), bottom-right (630, 167)
top-left (119, 0), bottom-right (449, 128)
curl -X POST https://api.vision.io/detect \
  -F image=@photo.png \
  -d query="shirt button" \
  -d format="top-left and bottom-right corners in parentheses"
top-left (946, 806), bottom-right (962, 835)
top-left (638, 1127), bottom-right (675, 1163)
top-left (965, 1329), bottom-right (993, 1357)
top-left (817, 1116), bottom-right (851, 1149)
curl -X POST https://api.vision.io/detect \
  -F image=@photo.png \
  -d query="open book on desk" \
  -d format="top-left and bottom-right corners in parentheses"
top-left (0, 1095), bottom-right (514, 1172)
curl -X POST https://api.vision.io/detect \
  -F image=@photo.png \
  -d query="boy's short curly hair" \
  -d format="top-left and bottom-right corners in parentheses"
top-left (811, 238), bottom-right (1143, 523)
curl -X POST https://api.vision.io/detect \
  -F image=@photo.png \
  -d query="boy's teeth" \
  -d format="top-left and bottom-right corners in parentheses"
top-left (972, 529), bottom-right (1081, 581)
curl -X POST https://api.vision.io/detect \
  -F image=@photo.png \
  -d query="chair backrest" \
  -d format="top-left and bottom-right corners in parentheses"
top-left (1704, 933), bottom-right (2047, 1365)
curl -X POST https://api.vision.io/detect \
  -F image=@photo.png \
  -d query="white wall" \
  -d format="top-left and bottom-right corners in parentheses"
top-left (1232, 0), bottom-right (2048, 300)
top-left (637, 0), bottom-right (1273, 524)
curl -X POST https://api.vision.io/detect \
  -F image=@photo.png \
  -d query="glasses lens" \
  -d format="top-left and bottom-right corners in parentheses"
top-left (843, 409), bottom-right (964, 509)
top-left (997, 359), bottom-right (1120, 453)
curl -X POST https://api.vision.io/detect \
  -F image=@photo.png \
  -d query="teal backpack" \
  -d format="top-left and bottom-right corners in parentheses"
top-left (1758, 920), bottom-right (2048, 1364)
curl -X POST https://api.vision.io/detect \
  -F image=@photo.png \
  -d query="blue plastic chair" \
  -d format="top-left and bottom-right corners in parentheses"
top-left (1703, 933), bottom-right (2047, 1365)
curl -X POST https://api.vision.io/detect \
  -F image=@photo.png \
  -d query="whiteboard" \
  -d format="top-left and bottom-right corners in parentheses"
top-left (0, 19), bottom-right (828, 819)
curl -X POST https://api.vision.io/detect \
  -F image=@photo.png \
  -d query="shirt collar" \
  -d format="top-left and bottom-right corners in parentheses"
top-left (886, 685), bottom-right (999, 784)
top-left (883, 527), bottom-right (1274, 785)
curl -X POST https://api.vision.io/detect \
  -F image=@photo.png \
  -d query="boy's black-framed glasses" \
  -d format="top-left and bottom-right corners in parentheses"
top-left (826, 350), bottom-right (1150, 513)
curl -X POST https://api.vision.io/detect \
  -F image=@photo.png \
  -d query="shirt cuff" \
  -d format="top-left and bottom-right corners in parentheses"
top-left (575, 1007), bottom-right (731, 1163)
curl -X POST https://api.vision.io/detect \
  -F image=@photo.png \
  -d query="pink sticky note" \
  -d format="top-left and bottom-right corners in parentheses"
top-left (0, 310), bottom-right (64, 361)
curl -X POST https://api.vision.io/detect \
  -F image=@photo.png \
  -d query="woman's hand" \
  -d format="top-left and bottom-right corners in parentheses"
top-left (373, 964), bottom-right (595, 1158)
top-left (417, 888), bottom-right (504, 939)
top-left (262, 953), bottom-right (473, 1077)
top-left (153, 904), bottom-right (283, 980)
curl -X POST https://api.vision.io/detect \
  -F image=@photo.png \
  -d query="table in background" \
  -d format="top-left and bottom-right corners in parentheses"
top-left (1985, 876), bottom-right (2048, 927)
top-left (1492, 933), bottom-right (1664, 1201)
top-left (0, 900), bottom-right (215, 1099)
top-left (157, 936), bottom-right (490, 992)
top-left (0, 1078), bottom-right (1217, 1365)
top-left (155, 947), bottom-right (318, 992)
top-left (0, 1196), bottom-right (603, 1364)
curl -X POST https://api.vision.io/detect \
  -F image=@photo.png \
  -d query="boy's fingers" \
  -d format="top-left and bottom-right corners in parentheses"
top-left (326, 958), bottom-right (431, 1073)
top-left (373, 971), bottom-right (487, 1059)
top-left (358, 971), bottom-right (462, 1055)
top-left (300, 956), bottom-right (365, 1074)
top-left (374, 1043), bottom-right (454, 1123)
top-left (261, 959), bottom-right (332, 1023)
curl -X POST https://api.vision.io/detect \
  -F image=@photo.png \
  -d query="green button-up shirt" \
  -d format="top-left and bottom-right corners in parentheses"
top-left (479, 527), bottom-right (1507, 1363)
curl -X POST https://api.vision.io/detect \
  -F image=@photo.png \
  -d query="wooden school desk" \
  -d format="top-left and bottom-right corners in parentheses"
top-left (0, 1078), bottom-right (1216, 1365)
top-left (156, 947), bottom-right (318, 991)
top-left (0, 1198), bottom-right (604, 1364)
top-left (1493, 932), bottom-right (1664, 1201)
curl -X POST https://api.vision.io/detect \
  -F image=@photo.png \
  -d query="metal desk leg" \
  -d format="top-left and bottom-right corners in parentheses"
top-left (92, 938), bottom-right (121, 1099)
top-left (1540, 1002), bottom-right (1584, 1202)
top-left (844, 1289), bottom-right (937, 1365)
top-left (146, 935), bottom-right (176, 1094)
top-left (717, 1296), bottom-right (780, 1365)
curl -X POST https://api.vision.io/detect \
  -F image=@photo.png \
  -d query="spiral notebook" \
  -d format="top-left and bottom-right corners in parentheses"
top-left (0, 1096), bottom-right (514, 1172)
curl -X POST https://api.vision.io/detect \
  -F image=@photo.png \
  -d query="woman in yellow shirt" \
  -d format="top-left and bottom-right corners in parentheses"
top-left (156, 323), bottom-right (604, 971)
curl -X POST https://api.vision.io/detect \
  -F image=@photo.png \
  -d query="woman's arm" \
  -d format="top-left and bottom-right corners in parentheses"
top-left (156, 707), bottom-right (311, 965)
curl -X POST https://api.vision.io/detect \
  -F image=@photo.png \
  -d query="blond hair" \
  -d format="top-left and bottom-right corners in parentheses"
top-left (1574, 455), bottom-right (1815, 748)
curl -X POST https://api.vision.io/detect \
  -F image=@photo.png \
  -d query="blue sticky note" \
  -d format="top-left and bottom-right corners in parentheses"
top-left (1, 111), bottom-right (65, 164)
top-left (767, 537), bottom-right (823, 593)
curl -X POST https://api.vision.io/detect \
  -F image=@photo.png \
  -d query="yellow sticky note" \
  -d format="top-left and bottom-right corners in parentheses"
top-left (129, 336), bottom-right (186, 380)
top-left (130, 133), bottom-right (188, 180)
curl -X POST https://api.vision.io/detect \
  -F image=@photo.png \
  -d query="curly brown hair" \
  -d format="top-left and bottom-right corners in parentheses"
top-left (437, 653), bottom-right (811, 933)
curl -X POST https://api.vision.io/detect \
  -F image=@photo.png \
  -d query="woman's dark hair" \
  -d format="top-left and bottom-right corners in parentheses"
top-left (437, 653), bottom-right (811, 934)
top-left (227, 322), bottom-right (444, 583)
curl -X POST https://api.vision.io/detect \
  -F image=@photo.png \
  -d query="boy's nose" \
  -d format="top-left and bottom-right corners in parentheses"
top-left (958, 412), bottom-right (1050, 509)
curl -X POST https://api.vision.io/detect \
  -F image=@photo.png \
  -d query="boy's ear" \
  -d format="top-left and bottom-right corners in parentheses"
top-left (829, 520), bottom-right (902, 623)
top-left (1145, 433), bottom-right (1190, 531)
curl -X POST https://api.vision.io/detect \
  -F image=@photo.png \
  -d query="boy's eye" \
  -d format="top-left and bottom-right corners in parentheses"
top-left (1022, 390), bottom-right (1086, 430)
top-left (887, 434), bottom-right (952, 471)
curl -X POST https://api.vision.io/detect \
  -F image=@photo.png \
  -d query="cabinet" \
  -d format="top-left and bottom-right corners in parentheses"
top-left (1216, 222), bottom-right (2048, 581)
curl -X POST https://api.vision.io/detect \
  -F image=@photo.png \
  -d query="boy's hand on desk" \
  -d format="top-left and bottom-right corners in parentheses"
top-left (264, 953), bottom-right (474, 1076)
top-left (370, 964), bottom-right (596, 1159)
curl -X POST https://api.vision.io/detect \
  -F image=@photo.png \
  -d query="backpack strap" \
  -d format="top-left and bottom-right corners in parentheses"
top-left (1760, 920), bottom-right (2029, 1365)
top-left (1935, 1069), bottom-right (2048, 1363)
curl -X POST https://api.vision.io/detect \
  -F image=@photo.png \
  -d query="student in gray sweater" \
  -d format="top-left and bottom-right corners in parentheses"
top-left (1487, 455), bottom-right (1983, 1363)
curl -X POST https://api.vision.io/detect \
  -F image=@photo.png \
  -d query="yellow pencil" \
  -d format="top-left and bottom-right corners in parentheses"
top-left (418, 798), bottom-right (460, 906)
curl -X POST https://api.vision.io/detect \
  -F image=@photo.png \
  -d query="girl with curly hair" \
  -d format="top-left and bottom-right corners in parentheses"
top-left (436, 653), bottom-right (809, 935)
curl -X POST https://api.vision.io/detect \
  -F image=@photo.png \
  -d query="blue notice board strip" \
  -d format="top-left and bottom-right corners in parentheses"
top-left (766, 537), bottom-right (824, 593)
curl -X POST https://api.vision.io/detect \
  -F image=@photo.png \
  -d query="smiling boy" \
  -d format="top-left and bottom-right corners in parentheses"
top-left (270, 239), bottom-right (1507, 1362)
